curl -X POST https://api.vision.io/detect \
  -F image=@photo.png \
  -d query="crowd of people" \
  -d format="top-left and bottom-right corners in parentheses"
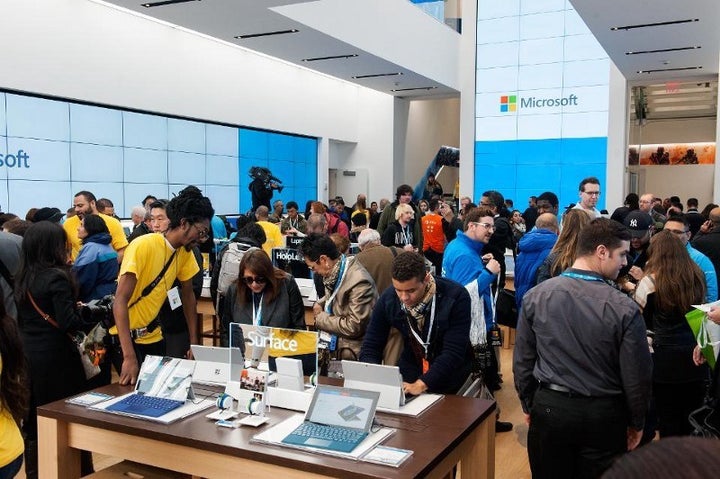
top-left (2, 177), bottom-right (720, 478)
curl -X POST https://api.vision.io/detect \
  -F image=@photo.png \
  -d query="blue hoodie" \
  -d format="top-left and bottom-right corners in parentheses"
top-left (514, 228), bottom-right (557, 309)
top-left (442, 231), bottom-right (496, 331)
top-left (72, 233), bottom-right (119, 302)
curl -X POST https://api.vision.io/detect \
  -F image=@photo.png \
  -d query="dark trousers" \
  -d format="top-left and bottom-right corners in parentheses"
top-left (654, 380), bottom-right (706, 438)
top-left (528, 388), bottom-right (627, 479)
top-left (424, 249), bottom-right (443, 276)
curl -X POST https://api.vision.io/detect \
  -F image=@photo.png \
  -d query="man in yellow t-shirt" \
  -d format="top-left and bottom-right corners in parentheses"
top-left (64, 190), bottom-right (128, 262)
top-left (112, 186), bottom-right (214, 386)
top-left (255, 205), bottom-right (283, 256)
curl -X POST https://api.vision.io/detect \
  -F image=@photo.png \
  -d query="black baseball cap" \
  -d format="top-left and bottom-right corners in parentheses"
top-left (623, 211), bottom-right (652, 238)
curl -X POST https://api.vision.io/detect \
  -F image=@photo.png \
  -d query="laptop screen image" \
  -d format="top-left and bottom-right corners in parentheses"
top-left (306, 386), bottom-right (377, 430)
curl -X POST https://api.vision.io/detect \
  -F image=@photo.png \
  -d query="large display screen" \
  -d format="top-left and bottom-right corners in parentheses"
top-left (474, 1), bottom-right (610, 209)
top-left (0, 92), bottom-right (317, 216)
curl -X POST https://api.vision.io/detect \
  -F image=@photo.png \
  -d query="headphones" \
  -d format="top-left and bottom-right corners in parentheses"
top-left (216, 393), bottom-right (233, 411)
top-left (245, 397), bottom-right (262, 415)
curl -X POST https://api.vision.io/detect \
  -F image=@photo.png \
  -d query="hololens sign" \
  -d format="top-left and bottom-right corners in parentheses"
top-left (499, 93), bottom-right (578, 113)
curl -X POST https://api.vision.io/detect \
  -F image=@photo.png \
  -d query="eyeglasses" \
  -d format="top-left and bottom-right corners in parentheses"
top-left (192, 223), bottom-right (209, 239)
top-left (583, 191), bottom-right (601, 196)
top-left (471, 222), bottom-right (495, 230)
top-left (243, 276), bottom-right (267, 285)
top-left (665, 228), bottom-right (689, 236)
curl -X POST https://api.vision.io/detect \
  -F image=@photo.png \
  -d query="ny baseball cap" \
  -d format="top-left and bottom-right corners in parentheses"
top-left (623, 211), bottom-right (652, 238)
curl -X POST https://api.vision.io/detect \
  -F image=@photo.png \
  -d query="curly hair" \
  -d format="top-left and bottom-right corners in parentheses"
top-left (165, 185), bottom-right (215, 229)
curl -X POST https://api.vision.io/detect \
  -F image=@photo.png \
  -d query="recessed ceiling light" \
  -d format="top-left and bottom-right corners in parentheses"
top-left (637, 66), bottom-right (703, 74)
top-left (234, 29), bottom-right (299, 40)
top-left (141, 0), bottom-right (200, 7)
top-left (390, 87), bottom-right (438, 92)
top-left (301, 54), bottom-right (359, 62)
top-left (611, 18), bottom-right (698, 31)
top-left (625, 46), bottom-right (701, 55)
top-left (351, 72), bottom-right (404, 79)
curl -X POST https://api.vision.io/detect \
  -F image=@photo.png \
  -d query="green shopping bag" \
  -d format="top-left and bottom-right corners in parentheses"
top-left (686, 308), bottom-right (717, 370)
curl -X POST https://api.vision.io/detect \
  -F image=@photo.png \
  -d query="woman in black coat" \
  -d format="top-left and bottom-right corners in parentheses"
top-left (15, 222), bottom-right (91, 478)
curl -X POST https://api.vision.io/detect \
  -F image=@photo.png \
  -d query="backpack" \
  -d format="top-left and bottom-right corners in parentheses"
top-left (216, 242), bottom-right (259, 297)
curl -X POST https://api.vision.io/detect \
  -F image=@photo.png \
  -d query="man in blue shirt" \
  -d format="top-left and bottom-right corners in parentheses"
top-left (442, 207), bottom-right (513, 432)
top-left (664, 214), bottom-right (718, 302)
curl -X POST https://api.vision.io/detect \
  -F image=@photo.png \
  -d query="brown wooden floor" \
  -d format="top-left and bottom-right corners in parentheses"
top-left (15, 319), bottom-right (531, 478)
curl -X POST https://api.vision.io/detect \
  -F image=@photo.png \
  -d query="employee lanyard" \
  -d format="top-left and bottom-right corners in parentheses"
top-left (561, 271), bottom-right (607, 284)
top-left (325, 255), bottom-right (347, 314)
top-left (252, 293), bottom-right (264, 326)
top-left (288, 217), bottom-right (298, 230)
top-left (406, 295), bottom-right (436, 358)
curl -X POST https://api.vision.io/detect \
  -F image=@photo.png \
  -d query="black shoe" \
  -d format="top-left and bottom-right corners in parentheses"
top-left (495, 421), bottom-right (513, 433)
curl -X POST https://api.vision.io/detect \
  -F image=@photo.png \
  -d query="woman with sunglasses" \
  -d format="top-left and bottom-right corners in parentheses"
top-left (223, 249), bottom-right (305, 331)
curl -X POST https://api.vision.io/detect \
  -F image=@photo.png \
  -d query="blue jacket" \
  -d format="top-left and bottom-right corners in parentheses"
top-left (72, 233), bottom-right (119, 302)
top-left (441, 231), bottom-right (496, 331)
top-left (687, 243), bottom-right (718, 302)
top-left (515, 229), bottom-right (557, 309)
top-left (360, 277), bottom-right (473, 394)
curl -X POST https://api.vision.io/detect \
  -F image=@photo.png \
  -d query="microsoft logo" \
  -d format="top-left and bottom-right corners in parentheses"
top-left (500, 95), bottom-right (517, 113)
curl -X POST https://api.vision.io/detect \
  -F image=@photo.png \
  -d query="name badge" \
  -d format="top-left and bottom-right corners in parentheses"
top-left (167, 286), bottom-right (182, 310)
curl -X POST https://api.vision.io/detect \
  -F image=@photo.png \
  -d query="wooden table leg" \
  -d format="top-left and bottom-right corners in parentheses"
top-left (38, 415), bottom-right (80, 479)
top-left (460, 413), bottom-right (495, 479)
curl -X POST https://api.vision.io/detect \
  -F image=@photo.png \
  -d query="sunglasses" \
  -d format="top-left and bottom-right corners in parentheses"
top-left (243, 276), bottom-right (267, 286)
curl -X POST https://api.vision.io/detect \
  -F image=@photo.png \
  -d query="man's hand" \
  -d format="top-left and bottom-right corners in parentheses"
top-left (313, 302), bottom-right (323, 316)
top-left (402, 379), bottom-right (428, 396)
top-left (486, 258), bottom-right (501, 275)
top-left (524, 413), bottom-right (531, 426)
top-left (708, 307), bottom-right (720, 325)
top-left (119, 355), bottom-right (139, 386)
top-left (628, 266), bottom-right (644, 281)
top-left (627, 428), bottom-right (642, 451)
top-left (700, 220), bottom-right (713, 235)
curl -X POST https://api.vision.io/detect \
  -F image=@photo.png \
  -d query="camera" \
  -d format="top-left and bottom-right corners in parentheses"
top-left (81, 294), bottom-right (115, 328)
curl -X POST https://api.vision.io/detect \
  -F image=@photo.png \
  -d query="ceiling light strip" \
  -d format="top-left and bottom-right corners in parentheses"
top-left (234, 29), bottom-right (299, 39)
top-left (301, 54), bottom-right (358, 62)
top-left (611, 18), bottom-right (698, 31)
top-left (637, 66), bottom-right (703, 74)
top-left (390, 87), bottom-right (438, 92)
top-left (351, 72), bottom-right (404, 79)
top-left (142, 0), bottom-right (199, 8)
top-left (625, 46), bottom-right (701, 55)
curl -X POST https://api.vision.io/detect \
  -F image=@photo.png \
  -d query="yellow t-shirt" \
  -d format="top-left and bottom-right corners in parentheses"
top-left (64, 213), bottom-right (128, 261)
top-left (257, 221), bottom-right (283, 256)
top-left (0, 354), bottom-right (24, 468)
top-left (110, 233), bottom-right (199, 344)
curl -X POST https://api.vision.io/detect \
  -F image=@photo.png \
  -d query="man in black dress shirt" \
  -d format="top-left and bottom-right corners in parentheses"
top-left (513, 218), bottom-right (652, 479)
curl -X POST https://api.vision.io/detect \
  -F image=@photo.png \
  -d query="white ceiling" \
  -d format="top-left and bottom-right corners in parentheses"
top-left (570, 0), bottom-right (720, 83)
top-left (97, 0), bottom-right (461, 99)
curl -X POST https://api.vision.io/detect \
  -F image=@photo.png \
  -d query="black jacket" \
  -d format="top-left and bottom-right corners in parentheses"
top-left (360, 277), bottom-right (473, 394)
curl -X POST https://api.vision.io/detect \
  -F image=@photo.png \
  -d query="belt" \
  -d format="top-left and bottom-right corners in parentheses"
top-left (539, 382), bottom-right (583, 397)
top-left (107, 318), bottom-right (161, 344)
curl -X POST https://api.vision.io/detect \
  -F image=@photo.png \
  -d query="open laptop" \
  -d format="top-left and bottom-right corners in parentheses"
top-left (281, 385), bottom-right (380, 453)
top-left (105, 355), bottom-right (195, 419)
top-left (191, 345), bottom-right (244, 386)
top-left (342, 361), bottom-right (417, 410)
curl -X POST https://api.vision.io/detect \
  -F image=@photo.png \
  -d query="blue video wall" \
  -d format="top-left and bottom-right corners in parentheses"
top-left (474, 1), bottom-right (610, 210)
top-left (0, 91), bottom-right (317, 216)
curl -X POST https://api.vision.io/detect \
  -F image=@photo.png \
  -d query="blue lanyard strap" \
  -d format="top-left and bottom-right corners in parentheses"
top-left (561, 271), bottom-right (608, 284)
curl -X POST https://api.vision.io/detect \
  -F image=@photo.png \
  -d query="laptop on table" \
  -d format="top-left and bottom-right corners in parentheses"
top-left (191, 345), bottom-right (244, 386)
top-left (281, 385), bottom-right (380, 453)
top-left (341, 360), bottom-right (417, 410)
top-left (105, 355), bottom-right (195, 419)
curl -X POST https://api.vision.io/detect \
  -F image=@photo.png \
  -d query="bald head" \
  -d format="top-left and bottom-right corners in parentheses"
top-left (535, 213), bottom-right (559, 233)
top-left (710, 207), bottom-right (720, 225)
top-left (306, 213), bottom-right (327, 234)
top-left (639, 194), bottom-right (654, 213)
top-left (255, 206), bottom-right (269, 220)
